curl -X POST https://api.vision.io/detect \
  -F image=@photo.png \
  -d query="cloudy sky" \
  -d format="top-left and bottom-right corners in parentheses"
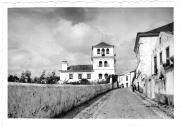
top-left (8, 8), bottom-right (173, 77)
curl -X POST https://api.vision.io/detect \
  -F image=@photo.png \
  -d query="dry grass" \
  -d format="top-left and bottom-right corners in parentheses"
top-left (8, 82), bottom-right (112, 118)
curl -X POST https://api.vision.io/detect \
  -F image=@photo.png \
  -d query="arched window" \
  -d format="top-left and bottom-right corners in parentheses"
top-left (101, 48), bottom-right (105, 56)
top-left (106, 48), bottom-right (109, 54)
top-left (104, 73), bottom-right (108, 79)
top-left (99, 74), bottom-right (102, 79)
top-left (97, 49), bottom-right (100, 54)
top-left (99, 61), bottom-right (102, 67)
top-left (104, 61), bottom-right (108, 67)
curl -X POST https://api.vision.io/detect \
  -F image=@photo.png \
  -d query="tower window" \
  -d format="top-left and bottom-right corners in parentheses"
top-left (97, 49), bottom-right (100, 54)
top-left (99, 74), bottom-right (102, 79)
top-left (106, 48), bottom-right (109, 54)
top-left (104, 61), bottom-right (108, 67)
top-left (126, 76), bottom-right (128, 81)
top-left (78, 74), bottom-right (82, 79)
top-left (99, 61), bottom-right (102, 67)
top-left (101, 48), bottom-right (105, 56)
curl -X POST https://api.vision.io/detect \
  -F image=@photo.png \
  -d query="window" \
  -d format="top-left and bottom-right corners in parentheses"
top-left (99, 74), bottom-right (102, 79)
top-left (99, 61), bottom-right (102, 67)
top-left (126, 83), bottom-right (128, 87)
top-left (87, 74), bottom-right (91, 79)
top-left (159, 37), bottom-right (162, 44)
top-left (69, 74), bottom-right (73, 79)
top-left (154, 55), bottom-right (158, 75)
top-left (166, 47), bottom-right (170, 64)
top-left (97, 49), bottom-right (100, 54)
top-left (78, 74), bottom-right (82, 79)
top-left (160, 52), bottom-right (162, 64)
top-left (104, 73), bottom-right (108, 79)
top-left (106, 48), bottom-right (109, 54)
top-left (101, 49), bottom-right (105, 56)
top-left (104, 61), bottom-right (108, 67)
top-left (126, 76), bottom-right (128, 81)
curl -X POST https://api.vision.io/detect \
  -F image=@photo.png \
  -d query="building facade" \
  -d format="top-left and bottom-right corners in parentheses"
top-left (133, 22), bottom-right (174, 105)
top-left (59, 42), bottom-right (116, 83)
top-left (151, 32), bottom-right (174, 105)
top-left (118, 71), bottom-right (135, 88)
top-left (133, 23), bottom-right (173, 94)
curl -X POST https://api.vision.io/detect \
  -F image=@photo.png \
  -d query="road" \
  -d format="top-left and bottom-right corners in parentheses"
top-left (59, 88), bottom-right (171, 119)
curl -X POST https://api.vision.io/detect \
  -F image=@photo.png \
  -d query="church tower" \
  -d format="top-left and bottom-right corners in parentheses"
top-left (91, 42), bottom-right (116, 81)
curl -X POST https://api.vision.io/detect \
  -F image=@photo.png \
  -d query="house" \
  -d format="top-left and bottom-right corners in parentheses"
top-left (133, 22), bottom-right (173, 94)
top-left (118, 71), bottom-right (135, 88)
top-left (151, 31), bottom-right (174, 105)
top-left (59, 42), bottom-right (116, 83)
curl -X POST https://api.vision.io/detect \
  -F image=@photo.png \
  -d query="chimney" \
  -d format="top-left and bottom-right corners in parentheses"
top-left (61, 61), bottom-right (68, 71)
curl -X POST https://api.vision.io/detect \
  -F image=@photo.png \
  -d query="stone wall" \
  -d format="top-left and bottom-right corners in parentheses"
top-left (8, 82), bottom-right (112, 118)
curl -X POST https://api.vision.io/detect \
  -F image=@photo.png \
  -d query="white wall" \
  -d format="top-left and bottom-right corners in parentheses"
top-left (93, 69), bottom-right (115, 81)
top-left (151, 32), bottom-right (174, 96)
top-left (60, 72), bottom-right (94, 83)
top-left (137, 36), bottom-right (158, 77)
top-left (93, 58), bottom-right (114, 70)
top-left (118, 73), bottom-right (131, 88)
top-left (151, 32), bottom-right (174, 76)
top-left (165, 69), bottom-right (174, 95)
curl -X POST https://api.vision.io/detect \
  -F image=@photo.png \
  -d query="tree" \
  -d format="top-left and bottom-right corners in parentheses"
top-left (24, 70), bottom-right (32, 83)
top-left (46, 71), bottom-right (58, 84)
top-left (8, 74), bottom-right (19, 82)
top-left (33, 76), bottom-right (40, 83)
top-left (40, 70), bottom-right (46, 84)
top-left (20, 72), bottom-right (26, 83)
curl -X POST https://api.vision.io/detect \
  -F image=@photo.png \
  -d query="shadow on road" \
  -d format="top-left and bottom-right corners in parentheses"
top-left (53, 90), bottom-right (112, 119)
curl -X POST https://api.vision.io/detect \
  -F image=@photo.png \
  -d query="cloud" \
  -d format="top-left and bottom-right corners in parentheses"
top-left (8, 8), bottom-right (173, 77)
top-left (54, 8), bottom-right (96, 25)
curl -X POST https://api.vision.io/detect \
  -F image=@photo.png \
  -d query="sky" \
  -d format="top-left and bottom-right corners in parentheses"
top-left (8, 8), bottom-right (173, 77)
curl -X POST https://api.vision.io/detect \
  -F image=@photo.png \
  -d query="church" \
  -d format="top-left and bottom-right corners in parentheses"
top-left (59, 42), bottom-right (116, 83)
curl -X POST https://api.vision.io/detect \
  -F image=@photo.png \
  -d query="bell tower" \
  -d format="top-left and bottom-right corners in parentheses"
top-left (92, 42), bottom-right (116, 80)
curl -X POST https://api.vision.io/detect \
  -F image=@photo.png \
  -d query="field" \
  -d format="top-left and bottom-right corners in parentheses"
top-left (8, 82), bottom-right (112, 118)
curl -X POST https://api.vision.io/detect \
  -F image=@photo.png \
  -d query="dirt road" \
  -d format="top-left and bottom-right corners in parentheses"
top-left (59, 88), bottom-right (172, 119)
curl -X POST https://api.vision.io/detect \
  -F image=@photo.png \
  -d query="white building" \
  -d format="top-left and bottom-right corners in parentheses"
top-left (151, 31), bottom-right (174, 105)
top-left (118, 71), bottom-right (135, 88)
top-left (59, 42), bottom-right (116, 83)
top-left (133, 22), bottom-right (173, 94)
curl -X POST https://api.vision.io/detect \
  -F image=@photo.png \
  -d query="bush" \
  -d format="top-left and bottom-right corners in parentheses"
top-left (79, 79), bottom-right (91, 85)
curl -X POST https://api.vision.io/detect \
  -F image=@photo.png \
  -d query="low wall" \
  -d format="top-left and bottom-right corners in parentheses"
top-left (8, 82), bottom-right (112, 118)
top-left (144, 72), bottom-right (174, 106)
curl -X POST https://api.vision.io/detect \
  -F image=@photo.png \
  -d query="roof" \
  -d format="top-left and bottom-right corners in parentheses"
top-left (93, 42), bottom-right (114, 48)
top-left (134, 22), bottom-right (174, 53)
top-left (61, 65), bottom-right (93, 72)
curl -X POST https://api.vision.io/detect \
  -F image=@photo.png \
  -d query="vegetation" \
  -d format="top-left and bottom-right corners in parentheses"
top-left (8, 70), bottom-right (60, 84)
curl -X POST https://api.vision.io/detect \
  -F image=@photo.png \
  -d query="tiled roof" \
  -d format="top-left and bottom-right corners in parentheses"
top-left (142, 22), bottom-right (173, 34)
top-left (134, 22), bottom-right (174, 53)
top-left (93, 42), bottom-right (114, 48)
top-left (61, 65), bottom-right (93, 72)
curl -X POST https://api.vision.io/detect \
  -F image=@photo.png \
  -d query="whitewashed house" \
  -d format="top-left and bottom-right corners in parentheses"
top-left (118, 71), bottom-right (135, 88)
top-left (133, 22), bottom-right (173, 94)
top-left (151, 31), bottom-right (174, 105)
top-left (59, 42), bottom-right (116, 83)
